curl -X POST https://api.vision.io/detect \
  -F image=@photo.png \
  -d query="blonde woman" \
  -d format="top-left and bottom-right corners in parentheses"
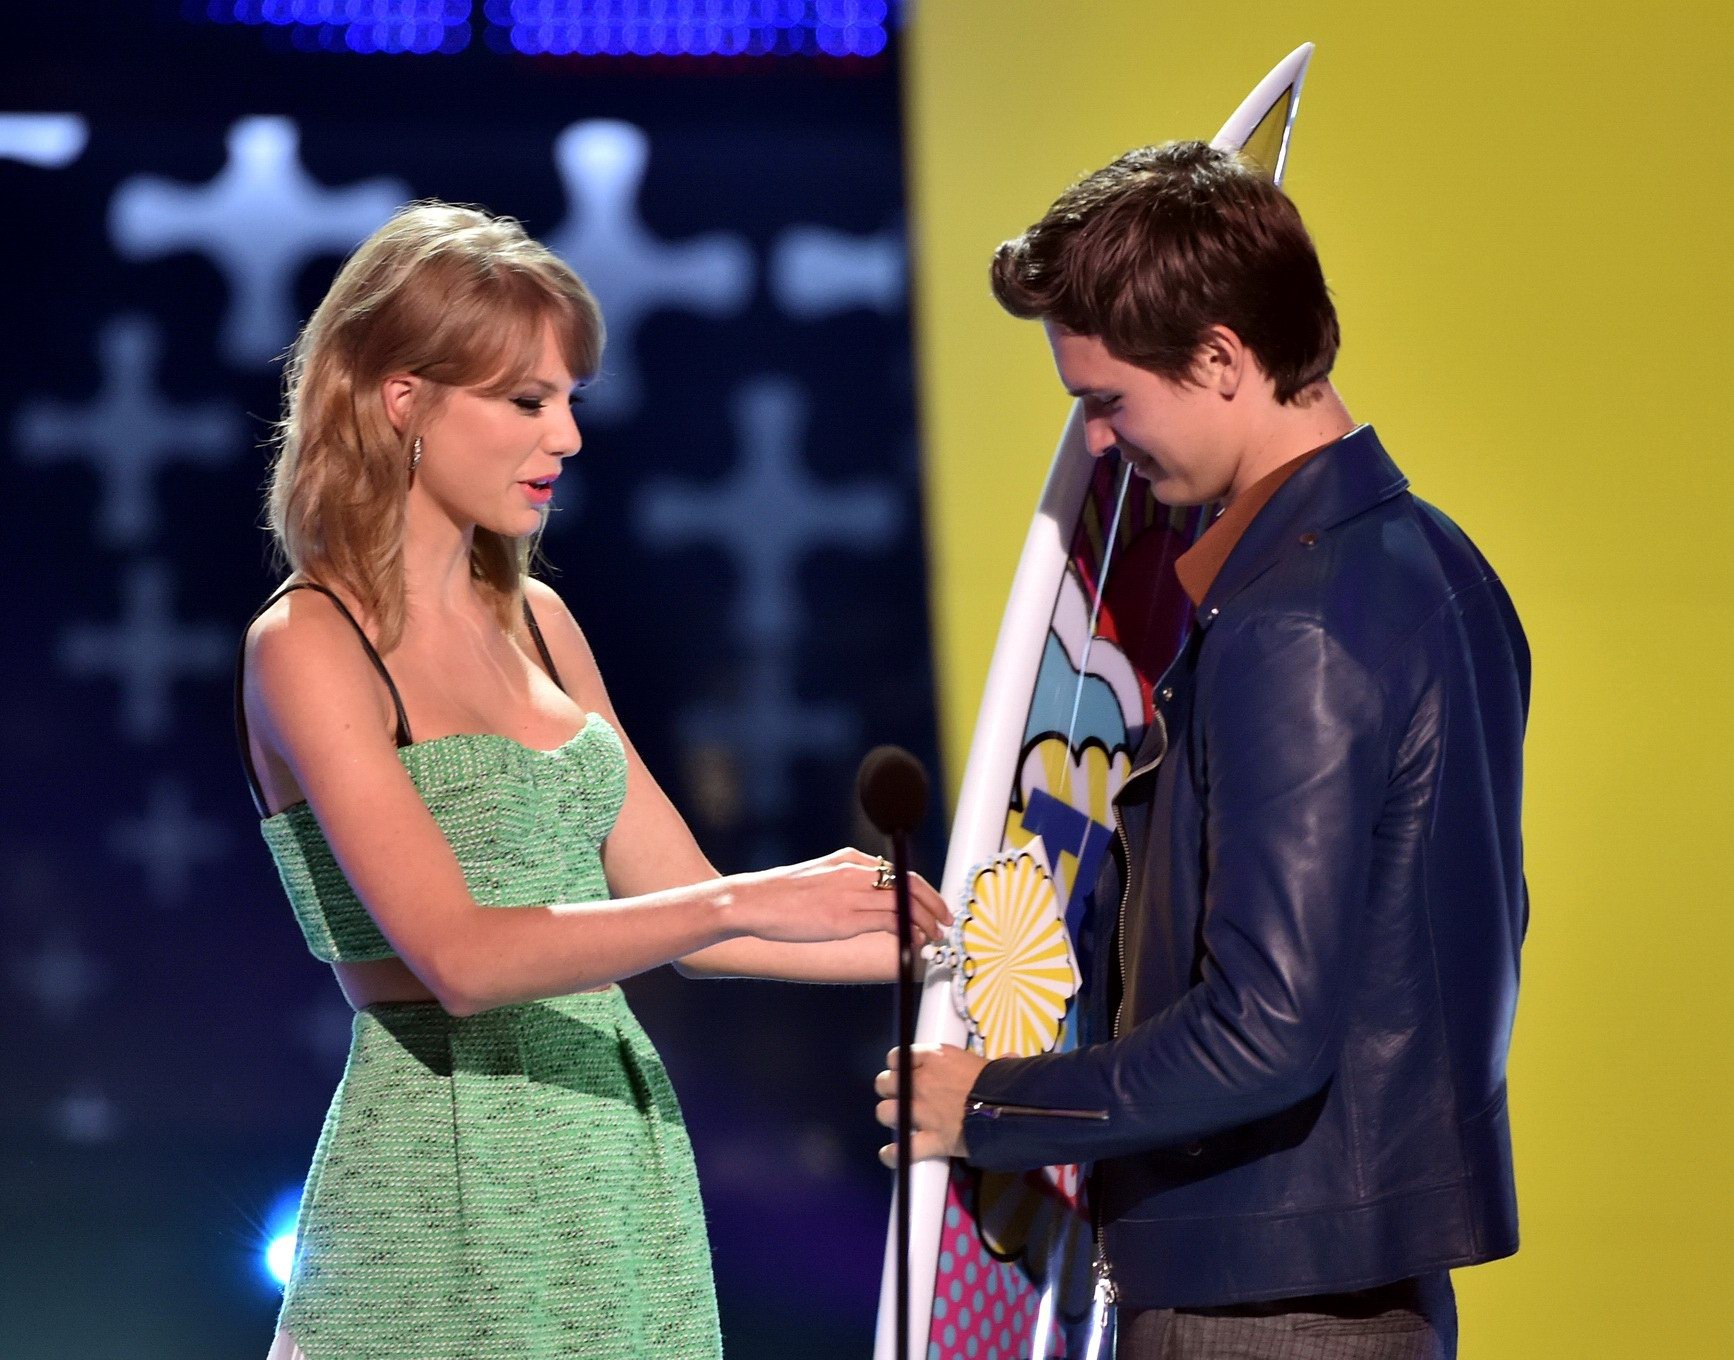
top-left (237, 201), bottom-right (946, 1360)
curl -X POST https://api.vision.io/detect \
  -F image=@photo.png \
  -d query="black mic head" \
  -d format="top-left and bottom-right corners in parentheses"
top-left (856, 745), bottom-right (930, 837)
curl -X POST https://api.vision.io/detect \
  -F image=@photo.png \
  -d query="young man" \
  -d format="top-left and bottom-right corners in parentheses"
top-left (876, 141), bottom-right (1529, 1358)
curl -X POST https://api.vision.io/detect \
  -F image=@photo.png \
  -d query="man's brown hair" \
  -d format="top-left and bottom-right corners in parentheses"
top-left (991, 140), bottom-right (1338, 403)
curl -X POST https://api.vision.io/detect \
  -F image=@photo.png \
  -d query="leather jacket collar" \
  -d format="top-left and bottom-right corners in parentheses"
top-left (1198, 425), bottom-right (1410, 627)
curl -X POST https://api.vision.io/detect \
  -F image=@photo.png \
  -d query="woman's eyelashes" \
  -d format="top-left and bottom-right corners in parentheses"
top-left (512, 393), bottom-right (587, 414)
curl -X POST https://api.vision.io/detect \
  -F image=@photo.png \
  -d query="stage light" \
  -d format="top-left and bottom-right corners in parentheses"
top-left (491, 1), bottom-right (903, 59)
top-left (265, 1231), bottom-right (296, 1286)
top-left (261, 1186), bottom-right (303, 1289)
top-left (194, 0), bottom-right (902, 58)
top-left (0, 115), bottom-right (89, 168)
top-left (198, 0), bottom-right (473, 54)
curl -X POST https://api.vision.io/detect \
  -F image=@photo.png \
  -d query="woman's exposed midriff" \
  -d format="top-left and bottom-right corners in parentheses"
top-left (331, 957), bottom-right (611, 1011)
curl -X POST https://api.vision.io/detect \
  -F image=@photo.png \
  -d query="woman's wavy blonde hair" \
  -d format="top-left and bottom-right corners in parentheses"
top-left (268, 200), bottom-right (604, 650)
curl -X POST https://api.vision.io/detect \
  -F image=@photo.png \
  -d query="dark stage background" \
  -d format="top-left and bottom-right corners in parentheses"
top-left (0, 4), bottom-right (942, 1355)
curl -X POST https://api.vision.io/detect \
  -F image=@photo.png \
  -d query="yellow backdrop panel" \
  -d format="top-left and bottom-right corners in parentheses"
top-left (906, 4), bottom-right (1734, 1355)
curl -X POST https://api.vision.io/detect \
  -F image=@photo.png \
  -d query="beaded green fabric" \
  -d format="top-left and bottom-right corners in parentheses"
top-left (262, 722), bottom-right (630, 962)
top-left (260, 718), bottom-right (722, 1360)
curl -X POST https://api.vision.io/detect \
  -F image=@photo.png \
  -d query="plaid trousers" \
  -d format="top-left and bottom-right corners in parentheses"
top-left (1117, 1273), bottom-right (1457, 1360)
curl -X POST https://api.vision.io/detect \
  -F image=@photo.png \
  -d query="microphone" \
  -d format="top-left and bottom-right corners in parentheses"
top-left (856, 743), bottom-right (931, 1360)
top-left (857, 744), bottom-right (930, 837)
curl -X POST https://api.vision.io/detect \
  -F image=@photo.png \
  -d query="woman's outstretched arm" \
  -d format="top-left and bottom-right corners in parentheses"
top-left (523, 580), bottom-right (949, 983)
top-left (245, 588), bottom-right (937, 1015)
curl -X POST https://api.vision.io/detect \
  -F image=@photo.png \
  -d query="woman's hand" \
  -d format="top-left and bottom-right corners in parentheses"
top-left (728, 848), bottom-right (952, 948)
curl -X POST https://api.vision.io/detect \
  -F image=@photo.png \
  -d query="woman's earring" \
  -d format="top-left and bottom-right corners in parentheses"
top-left (408, 435), bottom-right (423, 474)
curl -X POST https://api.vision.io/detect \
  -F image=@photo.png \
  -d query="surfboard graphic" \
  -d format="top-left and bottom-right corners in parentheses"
top-left (876, 44), bottom-right (1316, 1360)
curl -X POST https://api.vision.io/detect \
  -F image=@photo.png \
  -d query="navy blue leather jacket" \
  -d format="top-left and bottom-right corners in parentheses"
top-left (962, 427), bottom-right (1529, 1309)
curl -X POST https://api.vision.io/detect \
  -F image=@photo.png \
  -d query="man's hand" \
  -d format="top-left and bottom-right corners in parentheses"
top-left (874, 1043), bottom-right (988, 1168)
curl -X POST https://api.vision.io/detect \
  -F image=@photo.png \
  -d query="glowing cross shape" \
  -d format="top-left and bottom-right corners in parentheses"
top-left (638, 377), bottom-right (900, 828)
top-left (60, 561), bottom-right (230, 743)
top-left (546, 120), bottom-right (754, 420)
top-left (770, 225), bottom-right (906, 318)
top-left (50, 1084), bottom-right (120, 1145)
top-left (109, 117), bottom-right (408, 366)
top-left (11, 933), bottom-right (106, 1025)
top-left (637, 376), bottom-right (899, 644)
top-left (675, 650), bottom-right (858, 833)
top-left (0, 113), bottom-right (88, 167)
top-left (14, 316), bottom-right (242, 548)
top-left (108, 778), bottom-right (231, 907)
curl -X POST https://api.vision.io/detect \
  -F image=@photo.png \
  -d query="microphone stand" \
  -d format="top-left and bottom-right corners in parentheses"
top-left (857, 742), bottom-right (930, 1360)
top-left (891, 825), bottom-right (915, 1360)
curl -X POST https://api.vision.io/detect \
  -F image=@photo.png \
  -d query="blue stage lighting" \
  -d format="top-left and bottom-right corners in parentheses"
top-left (261, 1186), bottom-right (303, 1289)
top-left (191, 0), bottom-right (902, 58)
top-left (194, 0), bottom-right (473, 55)
top-left (489, 0), bottom-right (904, 59)
top-left (189, 0), bottom-right (908, 56)
top-left (265, 1230), bottom-right (297, 1286)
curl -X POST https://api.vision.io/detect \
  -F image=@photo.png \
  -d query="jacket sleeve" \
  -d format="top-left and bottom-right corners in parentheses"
top-left (963, 613), bottom-right (1392, 1172)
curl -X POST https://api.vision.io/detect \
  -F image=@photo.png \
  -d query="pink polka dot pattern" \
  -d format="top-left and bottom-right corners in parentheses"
top-left (924, 1165), bottom-right (1070, 1359)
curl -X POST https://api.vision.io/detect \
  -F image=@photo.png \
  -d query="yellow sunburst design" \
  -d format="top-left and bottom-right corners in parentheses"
top-left (955, 853), bottom-right (1081, 1059)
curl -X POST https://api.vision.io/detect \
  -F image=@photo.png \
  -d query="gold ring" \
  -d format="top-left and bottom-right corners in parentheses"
top-left (873, 857), bottom-right (896, 890)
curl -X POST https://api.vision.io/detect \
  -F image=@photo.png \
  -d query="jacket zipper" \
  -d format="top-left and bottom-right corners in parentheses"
top-left (1112, 710), bottom-right (1165, 1044)
top-left (1089, 817), bottom-right (1134, 1325)
top-left (966, 1100), bottom-right (1108, 1120)
top-left (1091, 1231), bottom-right (1119, 1325)
top-left (1112, 817), bottom-right (1133, 1044)
top-left (1093, 709), bottom-right (1168, 1308)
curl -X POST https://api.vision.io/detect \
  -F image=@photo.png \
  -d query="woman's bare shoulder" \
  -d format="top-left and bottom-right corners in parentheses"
top-left (524, 578), bottom-right (600, 666)
top-left (523, 576), bottom-right (575, 627)
top-left (244, 585), bottom-right (396, 747)
top-left (523, 576), bottom-right (620, 718)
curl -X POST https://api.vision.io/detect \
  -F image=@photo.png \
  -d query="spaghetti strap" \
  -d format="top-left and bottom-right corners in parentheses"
top-left (522, 593), bottom-right (567, 693)
top-left (233, 582), bottom-right (414, 817)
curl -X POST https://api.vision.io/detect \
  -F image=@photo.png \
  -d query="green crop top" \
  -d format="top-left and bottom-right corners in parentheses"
top-left (235, 583), bottom-right (627, 963)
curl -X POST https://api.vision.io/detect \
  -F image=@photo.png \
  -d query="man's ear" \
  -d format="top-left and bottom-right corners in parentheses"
top-left (1194, 325), bottom-right (1248, 400)
top-left (381, 374), bottom-right (422, 434)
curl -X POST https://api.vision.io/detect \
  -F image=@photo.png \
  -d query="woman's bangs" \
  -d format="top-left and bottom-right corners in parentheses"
top-left (550, 290), bottom-right (602, 383)
top-left (459, 293), bottom-right (550, 397)
top-left (463, 281), bottom-right (597, 397)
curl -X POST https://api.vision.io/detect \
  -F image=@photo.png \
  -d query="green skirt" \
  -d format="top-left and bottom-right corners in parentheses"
top-left (278, 988), bottom-right (721, 1360)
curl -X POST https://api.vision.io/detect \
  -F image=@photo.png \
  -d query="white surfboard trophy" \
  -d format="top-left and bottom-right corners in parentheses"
top-left (875, 45), bottom-right (1317, 1360)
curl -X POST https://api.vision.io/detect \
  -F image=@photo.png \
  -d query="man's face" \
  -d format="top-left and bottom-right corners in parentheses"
top-left (1044, 322), bottom-right (1237, 507)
